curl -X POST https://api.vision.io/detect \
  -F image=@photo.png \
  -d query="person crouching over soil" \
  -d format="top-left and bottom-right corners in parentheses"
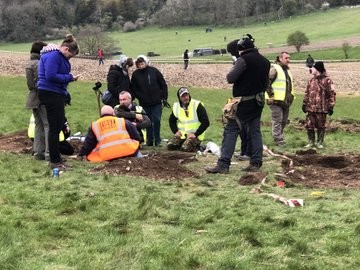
top-left (167, 87), bottom-right (210, 152)
top-left (302, 61), bottom-right (336, 149)
top-left (77, 105), bottom-right (142, 161)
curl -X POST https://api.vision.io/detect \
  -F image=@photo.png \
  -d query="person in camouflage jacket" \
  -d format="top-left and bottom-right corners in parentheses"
top-left (302, 61), bottom-right (336, 148)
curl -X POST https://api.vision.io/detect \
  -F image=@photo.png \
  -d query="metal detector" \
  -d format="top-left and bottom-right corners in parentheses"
top-left (92, 81), bottom-right (103, 117)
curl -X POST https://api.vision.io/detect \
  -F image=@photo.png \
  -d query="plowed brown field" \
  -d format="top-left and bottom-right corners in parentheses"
top-left (1, 51), bottom-right (359, 94)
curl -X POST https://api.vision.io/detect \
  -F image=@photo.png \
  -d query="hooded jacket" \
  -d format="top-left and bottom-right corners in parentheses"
top-left (107, 64), bottom-right (131, 102)
top-left (131, 64), bottom-right (168, 107)
top-left (25, 52), bottom-right (41, 109)
top-left (37, 44), bottom-right (74, 96)
top-left (168, 89), bottom-right (209, 139)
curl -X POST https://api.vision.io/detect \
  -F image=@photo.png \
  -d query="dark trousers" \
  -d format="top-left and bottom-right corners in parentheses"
top-left (239, 123), bottom-right (251, 156)
top-left (143, 103), bottom-right (162, 145)
top-left (39, 91), bottom-right (65, 163)
top-left (218, 116), bottom-right (263, 168)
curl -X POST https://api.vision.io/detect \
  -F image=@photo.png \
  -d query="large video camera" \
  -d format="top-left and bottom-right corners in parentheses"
top-left (92, 81), bottom-right (102, 91)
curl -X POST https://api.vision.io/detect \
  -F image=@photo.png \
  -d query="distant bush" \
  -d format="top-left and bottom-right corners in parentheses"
top-left (123, 21), bottom-right (136, 32)
top-left (287, 31), bottom-right (310, 53)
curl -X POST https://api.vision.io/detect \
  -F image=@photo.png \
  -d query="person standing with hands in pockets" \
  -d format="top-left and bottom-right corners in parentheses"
top-left (37, 34), bottom-right (80, 170)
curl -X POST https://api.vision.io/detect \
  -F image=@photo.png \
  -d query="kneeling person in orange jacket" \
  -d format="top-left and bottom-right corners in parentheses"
top-left (77, 105), bottom-right (141, 162)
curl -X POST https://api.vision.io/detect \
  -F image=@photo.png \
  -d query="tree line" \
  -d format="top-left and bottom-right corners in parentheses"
top-left (0, 0), bottom-right (357, 42)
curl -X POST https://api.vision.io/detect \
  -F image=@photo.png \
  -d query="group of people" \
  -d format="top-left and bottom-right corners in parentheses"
top-left (25, 33), bottom-right (336, 174)
top-left (205, 34), bottom-right (336, 174)
top-left (25, 35), bottom-right (80, 170)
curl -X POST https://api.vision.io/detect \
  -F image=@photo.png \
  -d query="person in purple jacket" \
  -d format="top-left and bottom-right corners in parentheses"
top-left (37, 34), bottom-right (79, 170)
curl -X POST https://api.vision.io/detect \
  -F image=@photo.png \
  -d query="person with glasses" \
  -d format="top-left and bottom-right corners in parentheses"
top-left (37, 34), bottom-right (80, 171)
top-left (167, 87), bottom-right (210, 152)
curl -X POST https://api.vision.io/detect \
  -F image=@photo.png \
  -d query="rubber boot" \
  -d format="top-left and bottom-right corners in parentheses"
top-left (304, 130), bottom-right (315, 148)
top-left (316, 129), bottom-right (325, 149)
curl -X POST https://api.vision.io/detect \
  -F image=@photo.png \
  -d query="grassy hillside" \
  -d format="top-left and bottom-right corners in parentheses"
top-left (0, 7), bottom-right (359, 58)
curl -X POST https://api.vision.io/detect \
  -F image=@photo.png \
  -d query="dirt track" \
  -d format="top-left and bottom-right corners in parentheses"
top-left (1, 51), bottom-right (359, 94)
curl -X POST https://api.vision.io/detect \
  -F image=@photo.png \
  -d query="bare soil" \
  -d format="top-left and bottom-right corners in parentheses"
top-left (1, 41), bottom-right (360, 95)
top-left (1, 130), bottom-right (359, 188)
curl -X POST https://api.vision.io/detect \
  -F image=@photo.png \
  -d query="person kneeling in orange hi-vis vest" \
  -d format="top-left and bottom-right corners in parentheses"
top-left (77, 105), bottom-right (142, 162)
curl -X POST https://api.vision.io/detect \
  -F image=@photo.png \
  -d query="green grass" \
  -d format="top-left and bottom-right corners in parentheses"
top-left (0, 7), bottom-right (359, 59)
top-left (0, 76), bottom-right (360, 268)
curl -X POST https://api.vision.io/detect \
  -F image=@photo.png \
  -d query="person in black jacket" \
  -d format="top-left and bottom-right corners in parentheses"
top-left (131, 55), bottom-right (168, 146)
top-left (227, 39), bottom-right (251, 160)
top-left (105, 55), bottom-right (133, 107)
top-left (183, 49), bottom-right (189, 70)
top-left (206, 34), bottom-right (270, 174)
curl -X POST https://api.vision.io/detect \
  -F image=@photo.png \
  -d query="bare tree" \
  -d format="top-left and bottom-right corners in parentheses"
top-left (77, 25), bottom-right (119, 56)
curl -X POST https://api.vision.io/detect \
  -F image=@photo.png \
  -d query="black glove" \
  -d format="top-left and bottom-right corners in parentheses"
top-left (118, 104), bottom-right (131, 112)
top-left (162, 100), bottom-right (171, 108)
top-left (328, 108), bottom-right (333, 116)
top-left (302, 105), bottom-right (306, 113)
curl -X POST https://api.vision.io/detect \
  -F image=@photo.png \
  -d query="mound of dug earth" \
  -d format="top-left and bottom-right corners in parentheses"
top-left (281, 150), bottom-right (360, 188)
top-left (89, 152), bottom-right (199, 181)
top-left (1, 131), bottom-right (359, 186)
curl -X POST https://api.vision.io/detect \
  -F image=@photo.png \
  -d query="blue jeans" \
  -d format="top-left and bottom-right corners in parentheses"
top-left (143, 103), bottom-right (162, 145)
top-left (218, 116), bottom-right (263, 169)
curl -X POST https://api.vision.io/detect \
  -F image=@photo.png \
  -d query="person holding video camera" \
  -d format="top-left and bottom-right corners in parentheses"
top-left (114, 91), bottom-right (150, 143)
top-left (205, 34), bottom-right (270, 174)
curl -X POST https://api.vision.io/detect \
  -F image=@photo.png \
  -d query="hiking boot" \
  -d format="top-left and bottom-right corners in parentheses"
top-left (316, 143), bottom-right (324, 149)
top-left (304, 142), bottom-right (315, 148)
top-left (305, 130), bottom-right (316, 148)
top-left (205, 165), bottom-right (229, 174)
top-left (146, 141), bottom-right (153, 147)
top-left (34, 154), bottom-right (45, 160)
top-left (237, 154), bottom-right (250, 161)
top-left (242, 164), bottom-right (261, 172)
top-left (276, 141), bottom-right (286, 147)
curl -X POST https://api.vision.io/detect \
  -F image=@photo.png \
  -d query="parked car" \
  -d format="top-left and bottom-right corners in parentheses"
top-left (192, 48), bottom-right (214, 57)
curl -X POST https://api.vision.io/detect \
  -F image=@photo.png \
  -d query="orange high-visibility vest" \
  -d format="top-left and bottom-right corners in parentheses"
top-left (87, 116), bottom-right (139, 162)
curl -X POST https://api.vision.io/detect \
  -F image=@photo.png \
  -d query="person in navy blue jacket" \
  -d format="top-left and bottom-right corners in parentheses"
top-left (37, 34), bottom-right (79, 170)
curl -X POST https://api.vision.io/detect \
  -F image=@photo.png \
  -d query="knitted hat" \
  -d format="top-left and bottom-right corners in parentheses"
top-left (314, 61), bottom-right (326, 73)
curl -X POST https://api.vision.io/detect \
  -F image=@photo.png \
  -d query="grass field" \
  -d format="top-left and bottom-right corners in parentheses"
top-left (0, 8), bottom-right (360, 268)
top-left (0, 76), bottom-right (359, 269)
top-left (0, 7), bottom-right (359, 60)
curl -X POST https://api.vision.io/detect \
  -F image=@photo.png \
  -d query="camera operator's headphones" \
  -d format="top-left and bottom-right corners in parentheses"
top-left (237, 34), bottom-right (255, 51)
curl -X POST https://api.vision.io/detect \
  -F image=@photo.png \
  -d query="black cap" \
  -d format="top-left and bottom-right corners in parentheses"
top-left (314, 61), bottom-right (326, 73)
top-left (237, 34), bottom-right (255, 51)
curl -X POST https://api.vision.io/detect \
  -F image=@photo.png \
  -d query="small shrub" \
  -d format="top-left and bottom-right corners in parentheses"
top-left (123, 21), bottom-right (136, 32)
